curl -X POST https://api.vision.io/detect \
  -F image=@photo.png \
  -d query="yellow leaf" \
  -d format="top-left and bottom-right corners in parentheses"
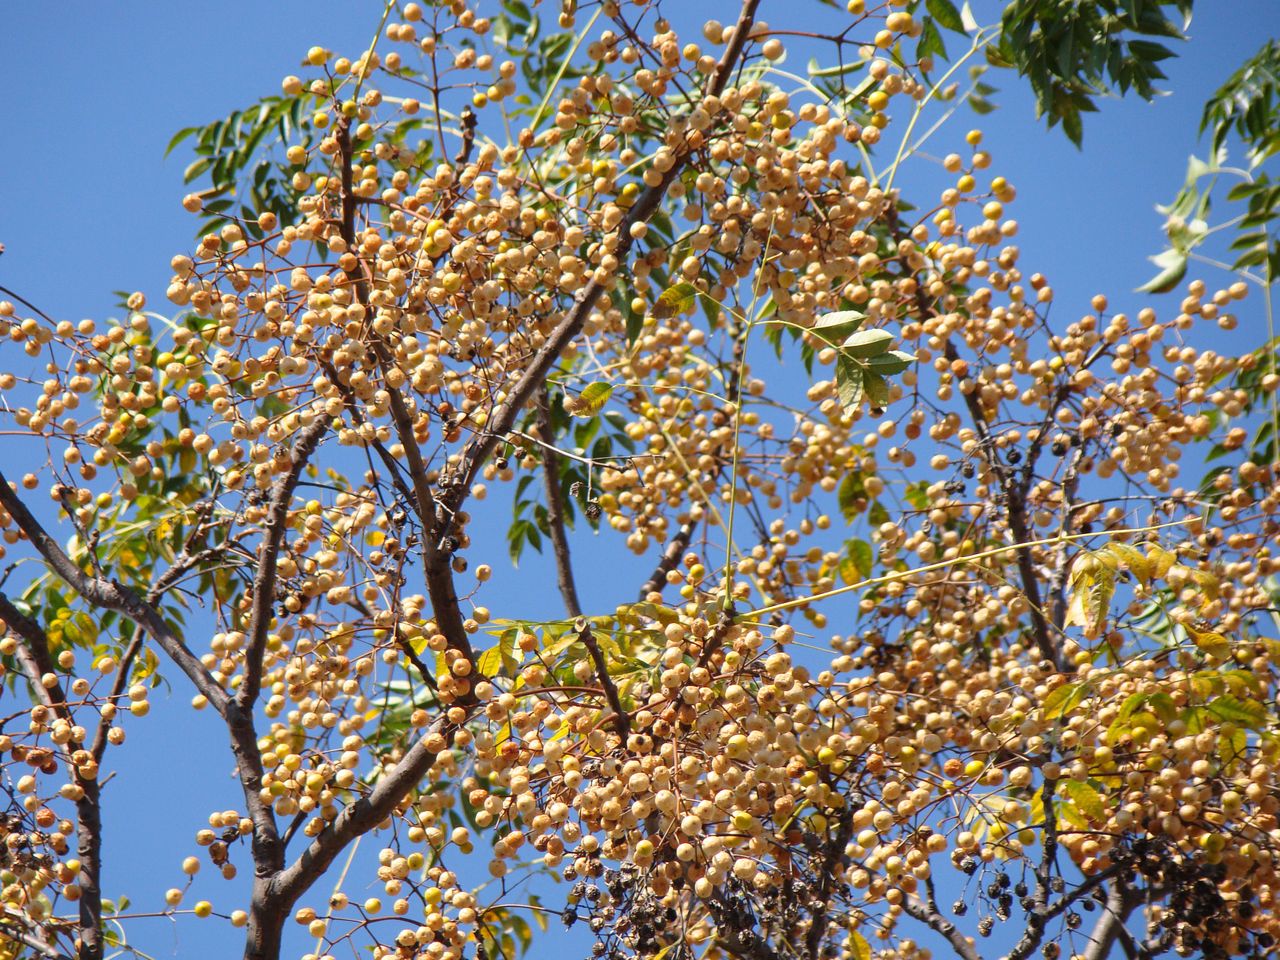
top-left (1145, 544), bottom-right (1176, 579)
top-left (1101, 541), bottom-right (1153, 584)
top-left (564, 382), bottom-right (613, 418)
top-left (848, 930), bottom-right (872, 960)
top-left (1186, 624), bottom-right (1231, 661)
top-left (1062, 779), bottom-right (1105, 823)
top-left (652, 282), bottom-right (698, 319)
top-left (1042, 681), bottom-right (1087, 720)
top-left (476, 646), bottom-right (505, 677)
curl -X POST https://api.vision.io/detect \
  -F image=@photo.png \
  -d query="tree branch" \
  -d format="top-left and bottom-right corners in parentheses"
top-left (1081, 881), bottom-right (1132, 960)
top-left (577, 620), bottom-right (629, 739)
top-left (268, 712), bottom-right (462, 907)
top-left (638, 520), bottom-right (697, 601)
top-left (943, 340), bottom-right (1061, 671)
top-left (900, 897), bottom-right (983, 960)
top-left (236, 416), bottom-right (327, 710)
top-left (536, 387), bottom-right (582, 618)
top-left (438, 0), bottom-right (764, 534)
top-left (0, 594), bottom-right (105, 960)
top-left (0, 471), bottom-right (230, 715)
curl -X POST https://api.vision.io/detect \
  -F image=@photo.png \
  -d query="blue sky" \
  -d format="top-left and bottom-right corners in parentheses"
top-left (2, 2), bottom-right (1277, 958)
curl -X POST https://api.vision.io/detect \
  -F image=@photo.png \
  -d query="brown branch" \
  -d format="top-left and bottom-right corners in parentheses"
top-left (1007, 776), bottom-right (1061, 960)
top-left (335, 117), bottom-right (475, 669)
top-left (576, 620), bottom-right (629, 739)
top-left (943, 340), bottom-right (1061, 671)
top-left (638, 520), bottom-right (697, 601)
top-left (236, 416), bottom-right (327, 710)
top-left (900, 896), bottom-right (983, 960)
top-left (537, 387), bottom-right (582, 618)
top-left (803, 808), bottom-right (854, 958)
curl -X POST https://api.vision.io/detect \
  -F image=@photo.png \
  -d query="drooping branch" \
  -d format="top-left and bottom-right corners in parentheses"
top-left (536, 387), bottom-right (582, 618)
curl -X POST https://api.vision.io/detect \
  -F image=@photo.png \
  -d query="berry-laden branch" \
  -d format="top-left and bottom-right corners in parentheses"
top-left (0, 594), bottom-right (106, 960)
top-left (434, 0), bottom-right (764, 551)
top-left (0, 471), bottom-right (228, 714)
top-left (236, 415), bottom-right (328, 711)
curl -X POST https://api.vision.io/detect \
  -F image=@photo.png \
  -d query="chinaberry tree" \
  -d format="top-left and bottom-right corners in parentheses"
top-left (1, 2), bottom-right (1278, 960)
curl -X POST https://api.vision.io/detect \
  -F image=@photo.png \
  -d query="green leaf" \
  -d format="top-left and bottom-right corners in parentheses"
top-left (866, 350), bottom-right (915, 376)
top-left (835, 357), bottom-right (864, 413)
top-left (813, 309), bottom-right (866, 341)
top-left (1206, 695), bottom-right (1268, 730)
top-left (1043, 681), bottom-right (1087, 720)
top-left (1136, 248), bottom-right (1187, 293)
top-left (841, 328), bottom-right (894, 359)
top-left (567, 383), bottom-right (613, 418)
top-left (926, 0), bottom-right (966, 33)
top-left (863, 371), bottom-right (890, 407)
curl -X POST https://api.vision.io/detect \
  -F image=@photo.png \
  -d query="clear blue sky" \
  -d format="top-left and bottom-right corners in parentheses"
top-left (1, 2), bottom-right (1276, 958)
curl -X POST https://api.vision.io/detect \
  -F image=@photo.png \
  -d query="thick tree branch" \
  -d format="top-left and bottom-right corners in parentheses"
top-left (1081, 881), bottom-right (1132, 960)
top-left (236, 416), bottom-right (327, 710)
top-left (900, 897), bottom-right (982, 960)
top-left (536, 387), bottom-right (582, 618)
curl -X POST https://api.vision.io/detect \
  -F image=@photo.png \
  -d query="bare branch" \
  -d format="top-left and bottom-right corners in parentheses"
top-left (638, 520), bottom-right (697, 601)
top-left (577, 620), bottom-right (629, 739)
top-left (537, 387), bottom-right (582, 618)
